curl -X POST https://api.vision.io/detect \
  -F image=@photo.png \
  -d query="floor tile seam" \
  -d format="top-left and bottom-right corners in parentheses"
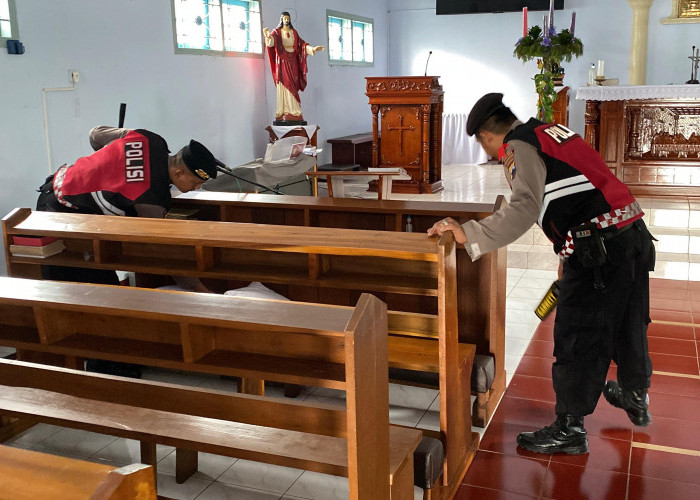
top-left (622, 435), bottom-right (633, 500)
top-left (626, 473), bottom-right (700, 490)
top-left (631, 441), bottom-right (700, 457)
top-left (649, 320), bottom-right (694, 327)
top-left (213, 466), bottom-right (303, 495)
top-left (193, 480), bottom-right (285, 499)
top-left (646, 333), bottom-right (697, 343)
top-left (651, 368), bottom-right (700, 380)
top-left (458, 484), bottom-right (540, 498)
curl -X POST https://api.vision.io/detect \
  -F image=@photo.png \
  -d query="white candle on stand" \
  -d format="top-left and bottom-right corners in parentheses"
top-left (597, 60), bottom-right (605, 77)
top-left (549, 0), bottom-right (554, 30)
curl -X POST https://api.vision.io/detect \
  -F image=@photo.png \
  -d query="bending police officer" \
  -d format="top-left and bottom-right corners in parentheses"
top-left (36, 126), bottom-right (220, 376)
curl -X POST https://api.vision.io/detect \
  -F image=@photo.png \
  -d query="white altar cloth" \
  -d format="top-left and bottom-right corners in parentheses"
top-left (576, 84), bottom-right (700, 101)
top-left (442, 113), bottom-right (489, 165)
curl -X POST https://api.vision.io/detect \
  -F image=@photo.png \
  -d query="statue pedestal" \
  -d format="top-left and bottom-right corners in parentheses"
top-left (266, 124), bottom-right (319, 147)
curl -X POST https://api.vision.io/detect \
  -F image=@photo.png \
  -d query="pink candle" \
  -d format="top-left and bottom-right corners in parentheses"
top-left (570, 11), bottom-right (576, 36)
top-left (523, 7), bottom-right (528, 37)
top-left (549, 0), bottom-right (554, 29)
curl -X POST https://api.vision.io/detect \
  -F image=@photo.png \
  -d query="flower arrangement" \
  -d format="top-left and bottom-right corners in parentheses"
top-left (514, 5), bottom-right (583, 123)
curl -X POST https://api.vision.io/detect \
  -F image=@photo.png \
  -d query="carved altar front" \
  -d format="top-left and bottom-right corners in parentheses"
top-left (365, 77), bottom-right (444, 194)
top-left (577, 85), bottom-right (700, 196)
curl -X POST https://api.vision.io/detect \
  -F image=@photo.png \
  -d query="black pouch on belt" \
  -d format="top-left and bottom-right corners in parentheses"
top-left (572, 222), bottom-right (607, 268)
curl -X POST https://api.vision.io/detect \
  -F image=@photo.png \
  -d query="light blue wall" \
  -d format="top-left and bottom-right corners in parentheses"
top-left (387, 0), bottom-right (698, 133)
top-left (0, 1), bottom-right (695, 276)
top-left (0, 0), bottom-right (388, 275)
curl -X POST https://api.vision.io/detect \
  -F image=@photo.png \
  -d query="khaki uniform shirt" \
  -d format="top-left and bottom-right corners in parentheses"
top-left (461, 120), bottom-right (548, 261)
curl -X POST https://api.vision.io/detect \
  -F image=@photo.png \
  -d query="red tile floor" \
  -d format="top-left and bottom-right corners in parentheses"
top-left (456, 278), bottom-right (700, 499)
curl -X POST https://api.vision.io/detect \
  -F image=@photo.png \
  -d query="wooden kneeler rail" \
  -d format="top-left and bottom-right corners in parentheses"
top-left (0, 278), bottom-right (420, 499)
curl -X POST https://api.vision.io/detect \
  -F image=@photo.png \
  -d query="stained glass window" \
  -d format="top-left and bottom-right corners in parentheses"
top-left (327, 10), bottom-right (373, 66)
top-left (172, 0), bottom-right (262, 55)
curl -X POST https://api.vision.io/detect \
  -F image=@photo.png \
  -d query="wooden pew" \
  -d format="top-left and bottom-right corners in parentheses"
top-left (2, 208), bottom-right (480, 499)
top-left (0, 444), bottom-right (156, 500)
top-left (170, 192), bottom-right (507, 427)
top-left (0, 278), bottom-right (420, 499)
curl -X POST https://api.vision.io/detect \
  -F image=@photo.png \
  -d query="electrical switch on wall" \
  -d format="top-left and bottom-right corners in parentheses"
top-left (70, 70), bottom-right (80, 83)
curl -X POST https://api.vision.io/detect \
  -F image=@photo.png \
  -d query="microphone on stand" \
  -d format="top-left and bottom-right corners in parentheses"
top-left (424, 50), bottom-right (433, 77)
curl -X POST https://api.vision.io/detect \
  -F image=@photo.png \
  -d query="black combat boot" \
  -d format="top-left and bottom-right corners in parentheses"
top-left (516, 414), bottom-right (589, 455)
top-left (603, 380), bottom-right (651, 426)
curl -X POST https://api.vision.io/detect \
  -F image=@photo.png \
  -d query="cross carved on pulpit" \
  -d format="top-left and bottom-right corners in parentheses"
top-left (387, 115), bottom-right (415, 155)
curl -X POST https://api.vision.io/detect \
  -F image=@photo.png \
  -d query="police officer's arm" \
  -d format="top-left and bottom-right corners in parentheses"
top-left (89, 126), bottom-right (130, 151)
top-left (460, 139), bottom-right (546, 261)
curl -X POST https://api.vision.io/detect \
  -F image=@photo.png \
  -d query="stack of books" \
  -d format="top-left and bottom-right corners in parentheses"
top-left (9, 236), bottom-right (66, 258)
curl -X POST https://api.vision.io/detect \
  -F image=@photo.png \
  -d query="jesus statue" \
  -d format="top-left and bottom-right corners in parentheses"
top-left (263, 12), bottom-right (324, 125)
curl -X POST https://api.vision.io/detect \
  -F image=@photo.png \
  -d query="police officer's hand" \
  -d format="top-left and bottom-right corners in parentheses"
top-left (427, 217), bottom-right (467, 244)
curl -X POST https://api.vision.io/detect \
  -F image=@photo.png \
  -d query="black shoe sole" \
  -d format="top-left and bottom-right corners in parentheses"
top-left (516, 436), bottom-right (589, 455)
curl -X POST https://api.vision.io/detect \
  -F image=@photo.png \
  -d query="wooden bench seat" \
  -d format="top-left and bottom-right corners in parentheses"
top-left (0, 278), bottom-right (420, 499)
top-left (0, 379), bottom-right (419, 481)
top-left (0, 444), bottom-right (156, 500)
top-left (168, 192), bottom-right (507, 427)
top-left (2, 208), bottom-right (481, 499)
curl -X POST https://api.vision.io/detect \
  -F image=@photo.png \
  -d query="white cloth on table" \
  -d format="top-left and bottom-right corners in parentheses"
top-left (442, 113), bottom-right (489, 165)
top-left (576, 84), bottom-right (700, 101)
top-left (224, 282), bottom-right (289, 301)
top-left (156, 282), bottom-right (290, 301)
top-left (270, 124), bottom-right (319, 140)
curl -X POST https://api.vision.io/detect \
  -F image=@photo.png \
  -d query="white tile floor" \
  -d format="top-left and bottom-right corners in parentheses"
top-left (3, 163), bottom-right (693, 499)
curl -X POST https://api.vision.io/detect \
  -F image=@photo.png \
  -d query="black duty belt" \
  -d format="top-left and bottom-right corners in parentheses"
top-left (600, 221), bottom-right (635, 241)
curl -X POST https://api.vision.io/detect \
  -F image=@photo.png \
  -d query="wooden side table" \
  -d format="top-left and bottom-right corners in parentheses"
top-left (305, 168), bottom-right (410, 200)
top-left (327, 133), bottom-right (375, 170)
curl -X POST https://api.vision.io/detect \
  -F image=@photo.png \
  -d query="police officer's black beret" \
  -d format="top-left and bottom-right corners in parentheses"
top-left (466, 93), bottom-right (507, 136)
top-left (182, 140), bottom-right (218, 180)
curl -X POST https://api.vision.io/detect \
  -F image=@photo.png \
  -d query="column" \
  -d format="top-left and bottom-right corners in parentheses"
top-left (627, 0), bottom-right (654, 85)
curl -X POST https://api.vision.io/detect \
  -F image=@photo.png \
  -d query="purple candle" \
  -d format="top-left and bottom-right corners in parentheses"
top-left (570, 11), bottom-right (576, 36)
top-left (549, 0), bottom-right (554, 29)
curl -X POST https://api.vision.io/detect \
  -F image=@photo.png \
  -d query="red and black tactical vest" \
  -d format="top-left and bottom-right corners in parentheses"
top-left (53, 129), bottom-right (171, 216)
top-left (503, 118), bottom-right (642, 255)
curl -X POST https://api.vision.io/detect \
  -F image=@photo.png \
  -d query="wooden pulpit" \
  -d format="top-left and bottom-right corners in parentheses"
top-left (366, 77), bottom-right (444, 194)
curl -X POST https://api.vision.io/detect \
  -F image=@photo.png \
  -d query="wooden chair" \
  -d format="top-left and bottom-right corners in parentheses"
top-left (0, 278), bottom-right (420, 499)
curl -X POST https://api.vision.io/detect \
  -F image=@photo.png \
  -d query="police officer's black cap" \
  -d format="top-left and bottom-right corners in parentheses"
top-left (466, 93), bottom-right (508, 136)
top-left (181, 140), bottom-right (218, 180)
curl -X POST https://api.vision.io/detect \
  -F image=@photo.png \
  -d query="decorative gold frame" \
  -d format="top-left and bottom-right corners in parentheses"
top-left (678, 0), bottom-right (700, 18)
top-left (662, 0), bottom-right (700, 23)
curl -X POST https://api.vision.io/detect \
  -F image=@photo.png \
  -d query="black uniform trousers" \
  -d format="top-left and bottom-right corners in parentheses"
top-left (552, 219), bottom-right (655, 417)
top-left (36, 176), bottom-right (120, 286)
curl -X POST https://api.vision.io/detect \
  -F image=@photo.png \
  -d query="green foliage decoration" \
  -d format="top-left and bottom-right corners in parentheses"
top-left (514, 26), bottom-right (583, 123)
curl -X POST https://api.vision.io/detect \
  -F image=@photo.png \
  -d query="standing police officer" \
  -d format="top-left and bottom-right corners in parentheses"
top-left (429, 93), bottom-right (655, 454)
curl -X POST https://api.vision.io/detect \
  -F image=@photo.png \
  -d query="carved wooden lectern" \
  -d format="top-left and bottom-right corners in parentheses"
top-left (366, 77), bottom-right (444, 193)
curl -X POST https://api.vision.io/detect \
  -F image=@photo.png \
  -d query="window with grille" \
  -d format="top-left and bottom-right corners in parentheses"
top-left (171, 0), bottom-right (262, 55)
top-left (326, 10), bottom-right (373, 66)
top-left (0, 0), bottom-right (18, 47)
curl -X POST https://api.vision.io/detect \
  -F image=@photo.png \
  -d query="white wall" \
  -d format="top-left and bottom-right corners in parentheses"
top-left (0, 0), bottom-right (388, 275)
top-left (386, 0), bottom-right (698, 134)
top-left (260, 0), bottom-right (389, 158)
top-left (1, 0), bottom-right (694, 277)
